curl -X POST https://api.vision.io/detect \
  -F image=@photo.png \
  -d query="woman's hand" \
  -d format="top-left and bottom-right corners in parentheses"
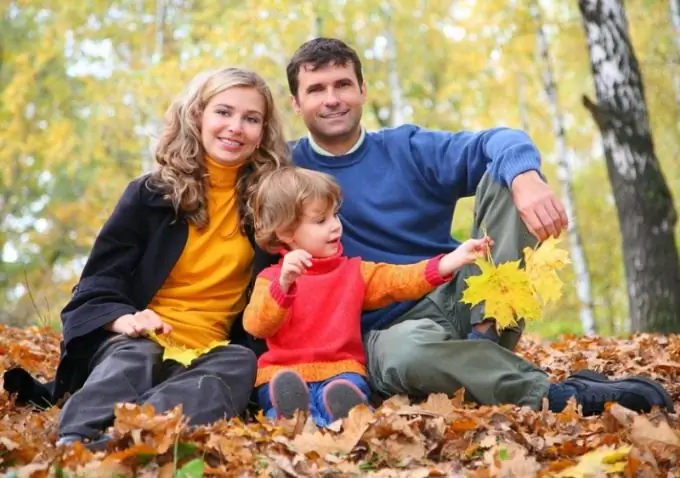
top-left (106, 309), bottom-right (172, 337)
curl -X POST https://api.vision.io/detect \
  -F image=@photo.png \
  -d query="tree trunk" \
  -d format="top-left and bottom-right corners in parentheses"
top-left (517, 73), bottom-right (530, 132)
top-left (532, 2), bottom-right (597, 336)
top-left (579, 0), bottom-right (680, 332)
top-left (313, 8), bottom-right (323, 38)
top-left (139, 0), bottom-right (166, 174)
top-left (383, 3), bottom-right (404, 127)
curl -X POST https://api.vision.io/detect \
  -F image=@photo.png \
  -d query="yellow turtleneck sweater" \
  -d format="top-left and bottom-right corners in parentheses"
top-left (148, 156), bottom-right (254, 349)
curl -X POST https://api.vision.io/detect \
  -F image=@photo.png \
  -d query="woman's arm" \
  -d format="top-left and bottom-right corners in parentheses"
top-left (61, 177), bottom-right (150, 347)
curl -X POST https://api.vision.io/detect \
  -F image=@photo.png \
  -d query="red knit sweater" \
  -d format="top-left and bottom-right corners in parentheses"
top-left (243, 246), bottom-right (451, 386)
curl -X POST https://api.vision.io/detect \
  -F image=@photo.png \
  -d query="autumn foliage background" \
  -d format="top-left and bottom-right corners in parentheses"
top-left (2, 0), bottom-right (680, 476)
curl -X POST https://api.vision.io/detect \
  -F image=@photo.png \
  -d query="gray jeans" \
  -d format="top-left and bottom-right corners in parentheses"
top-left (59, 335), bottom-right (257, 438)
top-left (364, 172), bottom-right (550, 409)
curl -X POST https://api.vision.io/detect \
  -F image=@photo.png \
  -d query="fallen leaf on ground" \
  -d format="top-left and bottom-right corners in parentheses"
top-left (554, 445), bottom-right (631, 477)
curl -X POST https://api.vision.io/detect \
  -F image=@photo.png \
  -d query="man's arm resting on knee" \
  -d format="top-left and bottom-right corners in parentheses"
top-left (407, 126), bottom-right (543, 198)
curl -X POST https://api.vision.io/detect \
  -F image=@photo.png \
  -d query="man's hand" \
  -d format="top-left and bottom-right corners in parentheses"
top-left (279, 249), bottom-right (312, 293)
top-left (511, 170), bottom-right (568, 241)
top-left (106, 309), bottom-right (172, 337)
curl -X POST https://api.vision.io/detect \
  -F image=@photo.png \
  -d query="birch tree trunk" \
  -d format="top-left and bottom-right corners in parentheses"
top-left (517, 73), bottom-right (530, 132)
top-left (383, 4), bottom-right (404, 127)
top-left (532, 2), bottom-right (597, 336)
top-left (313, 15), bottom-right (323, 38)
top-left (138, 0), bottom-right (166, 174)
top-left (579, 0), bottom-right (680, 332)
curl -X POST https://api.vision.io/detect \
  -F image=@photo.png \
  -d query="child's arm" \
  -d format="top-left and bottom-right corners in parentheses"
top-left (242, 276), bottom-right (296, 338)
top-left (361, 236), bottom-right (492, 310)
top-left (360, 257), bottom-right (450, 311)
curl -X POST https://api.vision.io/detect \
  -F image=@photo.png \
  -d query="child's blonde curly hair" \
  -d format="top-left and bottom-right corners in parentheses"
top-left (253, 167), bottom-right (342, 253)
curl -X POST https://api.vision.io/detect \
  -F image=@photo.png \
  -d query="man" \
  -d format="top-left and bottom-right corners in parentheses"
top-left (281, 37), bottom-right (674, 415)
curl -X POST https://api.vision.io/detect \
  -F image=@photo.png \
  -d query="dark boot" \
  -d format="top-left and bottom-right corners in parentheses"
top-left (552, 369), bottom-right (674, 416)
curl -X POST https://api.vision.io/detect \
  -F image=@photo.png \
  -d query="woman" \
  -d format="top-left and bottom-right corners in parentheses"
top-left (3, 67), bottom-right (285, 449)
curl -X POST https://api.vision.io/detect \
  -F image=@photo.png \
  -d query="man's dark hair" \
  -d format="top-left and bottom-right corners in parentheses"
top-left (286, 38), bottom-right (364, 97)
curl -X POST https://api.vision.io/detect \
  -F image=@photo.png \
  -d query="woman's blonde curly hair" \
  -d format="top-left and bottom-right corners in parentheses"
top-left (148, 67), bottom-right (289, 230)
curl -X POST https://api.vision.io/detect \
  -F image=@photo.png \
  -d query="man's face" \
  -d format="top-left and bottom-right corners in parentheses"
top-left (291, 62), bottom-right (366, 143)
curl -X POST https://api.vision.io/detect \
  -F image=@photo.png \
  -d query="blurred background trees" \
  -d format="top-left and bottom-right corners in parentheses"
top-left (1, 0), bottom-right (679, 336)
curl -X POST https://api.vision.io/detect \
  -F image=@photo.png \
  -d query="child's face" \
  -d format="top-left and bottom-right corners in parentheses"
top-left (280, 199), bottom-right (342, 257)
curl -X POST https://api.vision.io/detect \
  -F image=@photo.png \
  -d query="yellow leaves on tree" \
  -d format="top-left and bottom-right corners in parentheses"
top-left (148, 333), bottom-right (229, 367)
top-left (461, 235), bottom-right (571, 330)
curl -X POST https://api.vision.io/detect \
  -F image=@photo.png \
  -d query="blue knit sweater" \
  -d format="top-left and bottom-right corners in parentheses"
top-left (291, 124), bottom-right (541, 332)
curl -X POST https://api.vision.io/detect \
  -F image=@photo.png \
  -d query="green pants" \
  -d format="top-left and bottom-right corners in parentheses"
top-left (364, 172), bottom-right (550, 409)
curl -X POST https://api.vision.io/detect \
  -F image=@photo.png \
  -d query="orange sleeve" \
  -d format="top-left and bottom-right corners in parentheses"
top-left (360, 256), bottom-right (451, 310)
top-left (242, 276), bottom-right (295, 338)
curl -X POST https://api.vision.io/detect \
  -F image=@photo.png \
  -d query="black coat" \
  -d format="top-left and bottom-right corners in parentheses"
top-left (3, 175), bottom-right (276, 407)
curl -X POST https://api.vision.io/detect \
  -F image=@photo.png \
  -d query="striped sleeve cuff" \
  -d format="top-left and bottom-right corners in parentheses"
top-left (424, 255), bottom-right (453, 285)
top-left (269, 281), bottom-right (297, 308)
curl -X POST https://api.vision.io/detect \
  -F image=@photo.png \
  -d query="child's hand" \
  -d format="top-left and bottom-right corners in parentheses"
top-left (438, 236), bottom-right (493, 277)
top-left (279, 249), bottom-right (313, 293)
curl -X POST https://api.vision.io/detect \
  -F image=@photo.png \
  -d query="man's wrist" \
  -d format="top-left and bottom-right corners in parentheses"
top-left (510, 169), bottom-right (541, 190)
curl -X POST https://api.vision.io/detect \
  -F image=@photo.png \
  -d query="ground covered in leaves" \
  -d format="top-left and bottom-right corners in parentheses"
top-left (1, 325), bottom-right (679, 477)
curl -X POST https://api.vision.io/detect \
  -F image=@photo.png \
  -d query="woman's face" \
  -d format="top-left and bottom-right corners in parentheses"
top-left (201, 86), bottom-right (266, 165)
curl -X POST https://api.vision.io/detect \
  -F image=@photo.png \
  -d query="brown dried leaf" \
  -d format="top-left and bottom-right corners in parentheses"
top-left (630, 415), bottom-right (680, 448)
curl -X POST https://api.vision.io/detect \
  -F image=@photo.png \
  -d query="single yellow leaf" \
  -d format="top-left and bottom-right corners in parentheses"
top-left (523, 236), bottom-right (571, 305)
top-left (555, 445), bottom-right (631, 477)
top-left (461, 258), bottom-right (541, 330)
top-left (523, 235), bottom-right (571, 270)
top-left (161, 346), bottom-right (201, 367)
top-left (148, 333), bottom-right (229, 367)
top-left (530, 269), bottom-right (564, 304)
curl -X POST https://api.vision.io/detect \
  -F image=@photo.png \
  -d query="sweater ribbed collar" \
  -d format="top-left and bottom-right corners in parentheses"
top-left (205, 155), bottom-right (240, 189)
top-left (281, 244), bottom-right (346, 275)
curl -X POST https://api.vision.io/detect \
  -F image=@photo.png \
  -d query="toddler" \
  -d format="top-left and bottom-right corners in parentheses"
top-left (243, 167), bottom-right (492, 426)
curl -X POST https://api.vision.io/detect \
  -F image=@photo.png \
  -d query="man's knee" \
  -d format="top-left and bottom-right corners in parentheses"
top-left (379, 320), bottom-right (450, 385)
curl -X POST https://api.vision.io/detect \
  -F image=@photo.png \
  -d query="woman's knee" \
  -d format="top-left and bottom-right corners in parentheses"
top-left (233, 344), bottom-right (257, 378)
top-left (92, 336), bottom-right (164, 373)
top-left (209, 344), bottom-right (257, 381)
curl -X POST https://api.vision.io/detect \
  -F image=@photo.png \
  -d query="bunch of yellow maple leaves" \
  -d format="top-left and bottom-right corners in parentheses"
top-left (462, 235), bottom-right (571, 331)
